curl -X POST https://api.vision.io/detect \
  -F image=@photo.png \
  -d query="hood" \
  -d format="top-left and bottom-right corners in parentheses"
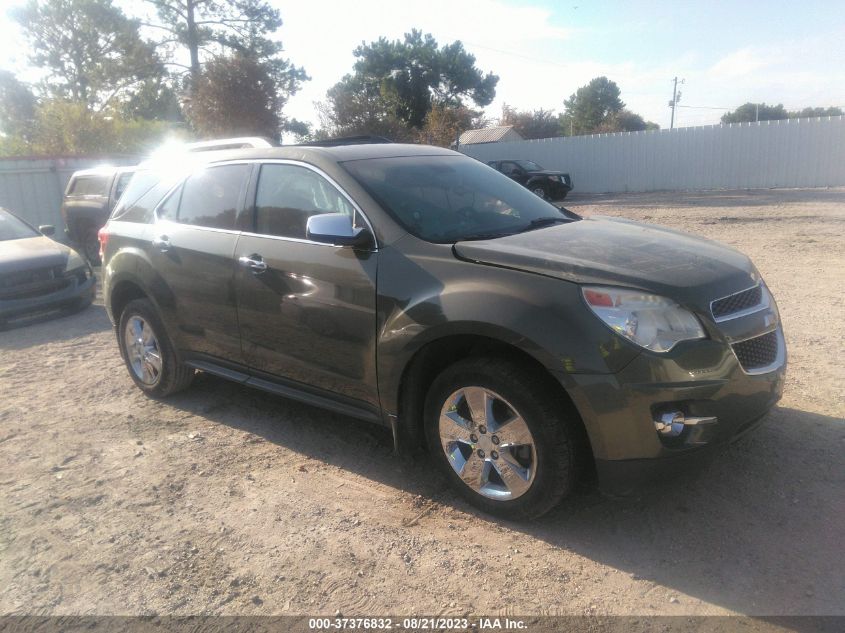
top-left (453, 217), bottom-right (757, 309)
top-left (0, 236), bottom-right (71, 275)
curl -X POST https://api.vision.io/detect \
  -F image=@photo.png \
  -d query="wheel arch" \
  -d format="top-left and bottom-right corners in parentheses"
top-left (393, 332), bottom-right (594, 474)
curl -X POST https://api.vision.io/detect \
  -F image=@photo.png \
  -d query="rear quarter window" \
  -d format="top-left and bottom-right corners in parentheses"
top-left (111, 170), bottom-right (174, 223)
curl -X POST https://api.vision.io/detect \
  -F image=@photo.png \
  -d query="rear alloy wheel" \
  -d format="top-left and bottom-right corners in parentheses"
top-left (425, 357), bottom-right (576, 519)
top-left (118, 298), bottom-right (193, 397)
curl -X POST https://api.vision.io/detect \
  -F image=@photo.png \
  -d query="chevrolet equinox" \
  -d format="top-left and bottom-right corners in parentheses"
top-left (101, 141), bottom-right (786, 519)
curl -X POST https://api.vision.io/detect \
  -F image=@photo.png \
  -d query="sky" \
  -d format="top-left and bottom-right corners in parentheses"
top-left (1, 0), bottom-right (844, 131)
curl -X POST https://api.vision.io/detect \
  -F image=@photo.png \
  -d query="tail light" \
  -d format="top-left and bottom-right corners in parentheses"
top-left (98, 226), bottom-right (109, 261)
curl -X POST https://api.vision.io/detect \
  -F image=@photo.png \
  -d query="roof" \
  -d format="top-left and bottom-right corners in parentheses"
top-left (69, 164), bottom-right (137, 178)
top-left (138, 142), bottom-right (461, 170)
top-left (457, 126), bottom-right (524, 145)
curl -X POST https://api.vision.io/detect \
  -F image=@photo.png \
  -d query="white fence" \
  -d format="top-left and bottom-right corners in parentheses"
top-left (460, 116), bottom-right (845, 193)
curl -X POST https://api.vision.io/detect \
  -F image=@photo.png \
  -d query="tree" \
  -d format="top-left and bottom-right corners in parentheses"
top-left (596, 109), bottom-right (659, 133)
top-left (0, 98), bottom-right (178, 156)
top-left (789, 106), bottom-right (843, 118)
top-left (316, 74), bottom-right (414, 142)
top-left (721, 102), bottom-right (788, 123)
top-left (0, 71), bottom-right (37, 139)
top-left (421, 104), bottom-right (486, 147)
top-left (142, 0), bottom-right (306, 88)
top-left (321, 30), bottom-right (498, 136)
top-left (184, 53), bottom-right (282, 140)
top-left (563, 77), bottom-right (624, 135)
top-left (12, 0), bottom-right (164, 110)
top-left (499, 105), bottom-right (561, 139)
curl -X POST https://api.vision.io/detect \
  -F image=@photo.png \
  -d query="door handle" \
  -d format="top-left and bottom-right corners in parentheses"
top-left (152, 235), bottom-right (171, 252)
top-left (238, 254), bottom-right (268, 273)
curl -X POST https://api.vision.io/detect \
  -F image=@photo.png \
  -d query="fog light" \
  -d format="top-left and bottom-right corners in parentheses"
top-left (654, 411), bottom-right (717, 437)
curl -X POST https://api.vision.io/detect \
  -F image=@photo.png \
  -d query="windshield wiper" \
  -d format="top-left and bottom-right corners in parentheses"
top-left (510, 216), bottom-right (571, 234)
top-left (525, 217), bottom-right (569, 229)
top-left (455, 230), bottom-right (517, 242)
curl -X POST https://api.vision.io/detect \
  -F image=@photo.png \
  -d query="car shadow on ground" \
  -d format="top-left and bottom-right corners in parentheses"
top-left (561, 188), bottom-right (845, 210)
top-left (166, 374), bottom-right (844, 616)
top-left (0, 303), bottom-right (111, 351)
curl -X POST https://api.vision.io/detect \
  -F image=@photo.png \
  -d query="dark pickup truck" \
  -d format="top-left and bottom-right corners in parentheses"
top-left (61, 166), bottom-right (136, 264)
top-left (487, 159), bottom-right (572, 200)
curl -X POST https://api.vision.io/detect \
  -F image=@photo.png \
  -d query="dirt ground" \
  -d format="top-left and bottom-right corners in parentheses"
top-left (1, 188), bottom-right (843, 618)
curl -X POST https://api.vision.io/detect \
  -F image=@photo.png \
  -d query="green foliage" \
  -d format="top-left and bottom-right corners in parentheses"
top-left (500, 105), bottom-right (561, 139)
top-left (184, 53), bottom-right (282, 140)
top-left (321, 30), bottom-right (498, 137)
top-left (563, 77), bottom-right (624, 135)
top-left (0, 71), bottom-right (37, 139)
top-left (789, 106), bottom-right (843, 118)
top-left (143, 0), bottom-right (307, 89)
top-left (596, 109), bottom-right (659, 133)
top-left (12, 0), bottom-right (164, 110)
top-left (421, 104), bottom-right (486, 147)
top-left (0, 99), bottom-right (181, 157)
top-left (721, 102), bottom-right (788, 123)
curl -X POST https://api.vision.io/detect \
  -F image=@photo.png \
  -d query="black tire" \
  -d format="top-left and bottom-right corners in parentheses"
top-left (424, 356), bottom-right (577, 519)
top-left (530, 184), bottom-right (548, 200)
top-left (81, 225), bottom-right (101, 265)
top-left (117, 298), bottom-right (194, 397)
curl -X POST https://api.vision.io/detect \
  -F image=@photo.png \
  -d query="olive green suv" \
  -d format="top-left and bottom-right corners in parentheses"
top-left (100, 140), bottom-right (786, 519)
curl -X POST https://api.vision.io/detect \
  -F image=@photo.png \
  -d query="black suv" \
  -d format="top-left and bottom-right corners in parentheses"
top-left (101, 142), bottom-right (785, 519)
top-left (62, 166), bottom-right (136, 264)
top-left (487, 159), bottom-right (572, 200)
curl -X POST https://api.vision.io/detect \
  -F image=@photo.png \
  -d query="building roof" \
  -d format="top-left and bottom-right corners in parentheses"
top-left (457, 126), bottom-right (524, 145)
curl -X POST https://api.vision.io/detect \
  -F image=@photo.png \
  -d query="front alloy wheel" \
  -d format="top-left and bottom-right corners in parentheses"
top-left (425, 357), bottom-right (577, 519)
top-left (439, 386), bottom-right (536, 500)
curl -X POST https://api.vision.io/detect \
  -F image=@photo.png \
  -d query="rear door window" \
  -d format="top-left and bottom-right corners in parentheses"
top-left (177, 164), bottom-right (251, 231)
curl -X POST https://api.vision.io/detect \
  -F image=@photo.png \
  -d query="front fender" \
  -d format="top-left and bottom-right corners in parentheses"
top-left (375, 239), bottom-right (640, 415)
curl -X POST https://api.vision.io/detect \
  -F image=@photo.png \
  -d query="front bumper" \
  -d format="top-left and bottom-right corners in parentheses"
top-left (560, 328), bottom-right (786, 494)
top-left (0, 273), bottom-right (96, 321)
top-left (547, 181), bottom-right (572, 200)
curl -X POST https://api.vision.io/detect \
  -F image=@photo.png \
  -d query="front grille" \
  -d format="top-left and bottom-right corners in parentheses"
top-left (0, 265), bottom-right (69, 300)
top-left (732, 330), bottom-right (779, 371)
top-left (711, 285), bottom-right (763, 320)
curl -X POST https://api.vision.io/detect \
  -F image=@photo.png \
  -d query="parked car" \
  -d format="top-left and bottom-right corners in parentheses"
top-left (0, 208), bottom-right (95, 328)
top-left (61, 165), bottom-right (137, 265)
top-left (100, 141), bottom-right (785, 519)
top-left (487, 159), bottom-right (572, 200)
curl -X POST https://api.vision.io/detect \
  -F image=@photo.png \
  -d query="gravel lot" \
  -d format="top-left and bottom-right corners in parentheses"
top-left (1, 188), bottom-right (843, 617)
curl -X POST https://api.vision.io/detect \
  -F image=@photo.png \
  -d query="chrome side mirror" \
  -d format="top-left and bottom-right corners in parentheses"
top-left (306, 213), bottom-right (373, 248)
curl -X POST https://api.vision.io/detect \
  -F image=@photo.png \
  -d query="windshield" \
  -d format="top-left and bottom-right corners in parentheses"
top-left (516, 160), bottom-right (543, 171)
top-left (0, 210), bottom-right (39, 241)
top-left (342, 155), bottom-right (575, 242)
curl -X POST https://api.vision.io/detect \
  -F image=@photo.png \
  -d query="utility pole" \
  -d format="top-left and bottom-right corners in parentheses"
top-left (755, 103), bottom-right (759, 122)
top-left (669, 77), bottom-right (684, 129)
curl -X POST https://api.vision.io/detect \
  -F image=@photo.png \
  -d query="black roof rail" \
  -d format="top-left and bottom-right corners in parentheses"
top-left (299, 135), bottom-right (394, 147)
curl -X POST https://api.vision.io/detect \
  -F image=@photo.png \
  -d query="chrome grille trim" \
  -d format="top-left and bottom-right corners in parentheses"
top-left (710, 283), bottom-right (769, 322)
top-left (730, 327), bottom-right (785, 375)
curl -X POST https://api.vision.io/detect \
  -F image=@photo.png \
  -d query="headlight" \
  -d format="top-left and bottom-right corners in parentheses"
top-left (64, 249), bottom-right (90, 277)
top-left (582, 286), bottom-right (706, 352)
